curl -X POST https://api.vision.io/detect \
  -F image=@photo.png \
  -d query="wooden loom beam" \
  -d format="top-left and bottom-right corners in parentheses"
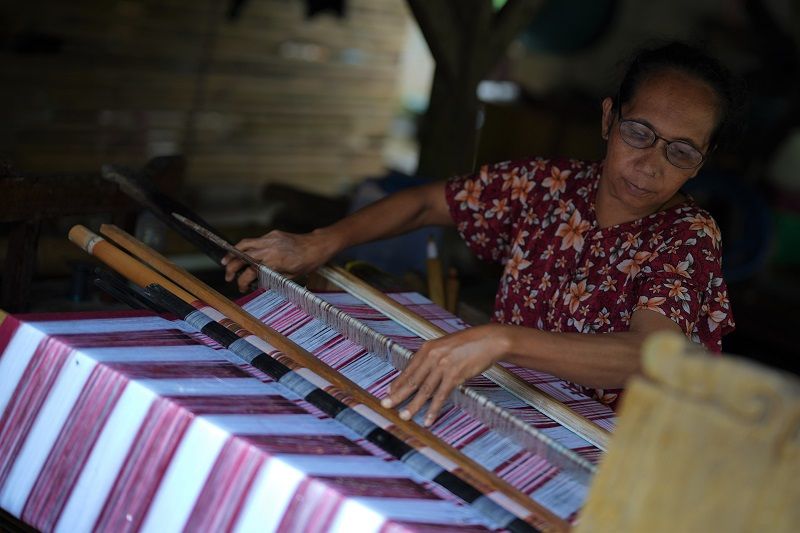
top-left (318, 264), bottom-right (611, 451)
top-left (99, 157), bottom-right (606, 450)
top-left (166, 209), bottom-right (609, 451)
top-left (69, 223), bottom-right (569, 532)
top-left (171, 214), bottom-right (596, 480)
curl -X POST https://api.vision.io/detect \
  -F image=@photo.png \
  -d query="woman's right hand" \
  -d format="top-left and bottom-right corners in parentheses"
top-left (222, 228), bottom-right (340, 293)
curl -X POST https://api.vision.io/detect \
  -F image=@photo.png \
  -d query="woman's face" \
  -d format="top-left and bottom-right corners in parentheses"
top-left (600, 70), bottom-right (718, 217)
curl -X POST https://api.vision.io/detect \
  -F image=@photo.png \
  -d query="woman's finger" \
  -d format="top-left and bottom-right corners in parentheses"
top-left (236, 267), bottom-right (258, 293)
top-left (234, 237), bottom-right (260, 251)
top-left (385, 341), bottom-right (434, 396)
top-left (398, 370), bottom-right (442, 421)
top-left (422, 376), bottom-right (456, 427)
top-left (382, 358), bottom-right (431, 409)
top-left (383, 371), bottom-right (421, 409)
top-left (224, 258), bottom-right (245, 282)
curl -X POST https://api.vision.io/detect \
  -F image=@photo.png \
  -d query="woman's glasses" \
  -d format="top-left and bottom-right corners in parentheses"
top-left (617, 114), bottom-right (705, 169)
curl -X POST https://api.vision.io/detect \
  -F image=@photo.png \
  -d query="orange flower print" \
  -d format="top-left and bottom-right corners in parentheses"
top-left (707, 309), bottom-right (727, 332)
top-left (555, 210), bottom-right (590, 251)
top-left (538, 272), bottom-right (552, 291)
top-left (617, 251), bottom-right (653, 281)
top-left (619, 231), bottom-right (642, 252)
top-left (542, 167), bottom-right (570, 195)
top-left (648, 234), bottom-right (663, 248)
top-left (532, 158), bottom-right (548, 172)
top-left (513, 230), bottom-right (530, 248)
top-left (664, 279), bottom-right (689, 300)
top-left (472, 212), bottom-right (489, 229)
top-left (510, 174), bottom-right (534, 202)
top-left (571, 317), bottom-right (587, 332)
top-left (554, 199), bottom-right (572, 218)
top-left (635, 295), bottom-right (667, 314)
top-left (714, 290), bottom-right (729, 308)
top-left (454, 178), bottom-right (483, 210)
top-left (506, 246), bottom-right (532, 279)
top-left (501, 168), bottom-right (519, 191)
top-left (523, 292), bottom-right (537, 309)
top-left (594, 308), bottom-right (611, 328)
top-left (486, 197), bottom-right (510, 220)
top-left (663, 255), bottom-right (693, 278)
top-left (471, 232), bottom-right (490, 247)
top-left (599, 275), bottom-right (617, 292)
top-left (510, 280), bottom-right (522, 294)
top-left (686, 213), bottom-right (721, 247)
top-left (511, 303), bottom-right (523, 324)
top-left (478, 164), bottom-right (491, 184)
top-left (563, 280), bottom-right (592, 314)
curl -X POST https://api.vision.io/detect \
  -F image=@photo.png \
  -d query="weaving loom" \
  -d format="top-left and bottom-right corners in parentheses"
top-left (0, 223), bottom-right (617, 532)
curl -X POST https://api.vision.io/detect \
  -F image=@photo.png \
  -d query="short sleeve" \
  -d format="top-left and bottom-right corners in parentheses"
top-left (445, 158), bottom-right (543, 264)
top-left (633, 211), bottom-right (735, 352)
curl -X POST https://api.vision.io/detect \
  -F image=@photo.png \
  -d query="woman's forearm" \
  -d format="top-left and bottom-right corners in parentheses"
top-left (504, 309), bottom-right (686, 388)
top-left (504, 327), bottom-right (645, 388)
top-left (315, 181), bottom-right (452, 253)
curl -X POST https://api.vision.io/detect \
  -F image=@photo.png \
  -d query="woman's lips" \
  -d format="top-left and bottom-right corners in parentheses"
top-left (622, 177), bottom-right (652, 197)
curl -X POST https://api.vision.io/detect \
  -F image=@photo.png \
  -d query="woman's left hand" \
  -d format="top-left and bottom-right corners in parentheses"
top-left (381, 324), bottom-right (512, 426)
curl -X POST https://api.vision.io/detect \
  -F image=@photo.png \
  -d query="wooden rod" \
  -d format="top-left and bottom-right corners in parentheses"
top-left (90, 224), bottom-right (569, 532)
top-left (168, 211), bottom-right (609, 450)
top-left (319, 264), bottom-right (611, 452)
top-left (68, 225), bottom-right (196, 302)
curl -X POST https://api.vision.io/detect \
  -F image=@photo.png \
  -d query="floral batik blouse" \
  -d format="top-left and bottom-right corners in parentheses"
top-left (445, 156), bottom-right (735, 408)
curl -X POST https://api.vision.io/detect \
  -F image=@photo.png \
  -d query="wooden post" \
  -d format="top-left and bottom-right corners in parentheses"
top-left (408, 0), bottom-right (544, 179)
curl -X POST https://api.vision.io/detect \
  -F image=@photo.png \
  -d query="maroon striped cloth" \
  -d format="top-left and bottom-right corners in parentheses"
top-left (0, 290), bottom-right (615, 532)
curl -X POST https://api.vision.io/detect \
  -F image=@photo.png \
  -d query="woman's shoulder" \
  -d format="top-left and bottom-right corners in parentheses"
top-left (640, 200), bottom-right (725, 284)
top-left (648, 199), bottom-right (722, 251)
top-left (461, 156), bottom-right (599, 179)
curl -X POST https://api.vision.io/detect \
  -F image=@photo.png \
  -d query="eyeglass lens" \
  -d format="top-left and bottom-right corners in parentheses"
top-left (619, 120), bottom-right (703, 169)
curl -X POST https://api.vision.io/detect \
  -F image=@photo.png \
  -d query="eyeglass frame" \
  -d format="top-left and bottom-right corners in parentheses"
top-left (614, 105), bottom-right (707, 169)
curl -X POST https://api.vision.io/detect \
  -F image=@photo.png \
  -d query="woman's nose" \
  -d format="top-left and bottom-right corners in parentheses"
top-left (635, 141), bottom-right (667, 177)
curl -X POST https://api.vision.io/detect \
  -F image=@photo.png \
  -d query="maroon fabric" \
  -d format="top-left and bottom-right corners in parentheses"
top-left (445, 156), bottom-right (735, 408)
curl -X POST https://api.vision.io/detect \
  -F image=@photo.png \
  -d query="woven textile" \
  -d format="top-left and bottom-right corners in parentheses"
top-left (0, 290), bottom-right (615, 532)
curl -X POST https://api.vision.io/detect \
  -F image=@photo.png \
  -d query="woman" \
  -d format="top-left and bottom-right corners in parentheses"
top-left (223, 42), bottom-right (741, 424)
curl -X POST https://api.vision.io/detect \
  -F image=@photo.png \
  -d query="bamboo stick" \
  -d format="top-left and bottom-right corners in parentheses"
top-left (168, 210), bottom-right (610, 451)
top-left (320, 264), bottom-right (612, 452)
top-left (86, 223), bottom-right (569, 532)
top-left (170, 214), bottom-right (596, 480)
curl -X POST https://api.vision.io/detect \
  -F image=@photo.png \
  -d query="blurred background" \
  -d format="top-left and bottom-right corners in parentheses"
top-left (1, 0), bottom-right (798, 373)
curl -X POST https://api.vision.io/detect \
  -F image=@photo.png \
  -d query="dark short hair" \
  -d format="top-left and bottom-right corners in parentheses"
top-left (614, 41), bottom-right (747, 150)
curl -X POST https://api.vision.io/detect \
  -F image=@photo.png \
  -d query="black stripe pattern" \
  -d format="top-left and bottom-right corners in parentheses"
top-left (143, 284), bottom-right (537, 533)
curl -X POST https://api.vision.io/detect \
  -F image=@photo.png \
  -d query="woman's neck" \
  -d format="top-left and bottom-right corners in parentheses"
top-left (594, 179), bottom-right (680, 229)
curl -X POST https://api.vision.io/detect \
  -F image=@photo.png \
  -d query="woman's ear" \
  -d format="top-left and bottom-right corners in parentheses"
top-left (601, 96), bottom-right (614, 140)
